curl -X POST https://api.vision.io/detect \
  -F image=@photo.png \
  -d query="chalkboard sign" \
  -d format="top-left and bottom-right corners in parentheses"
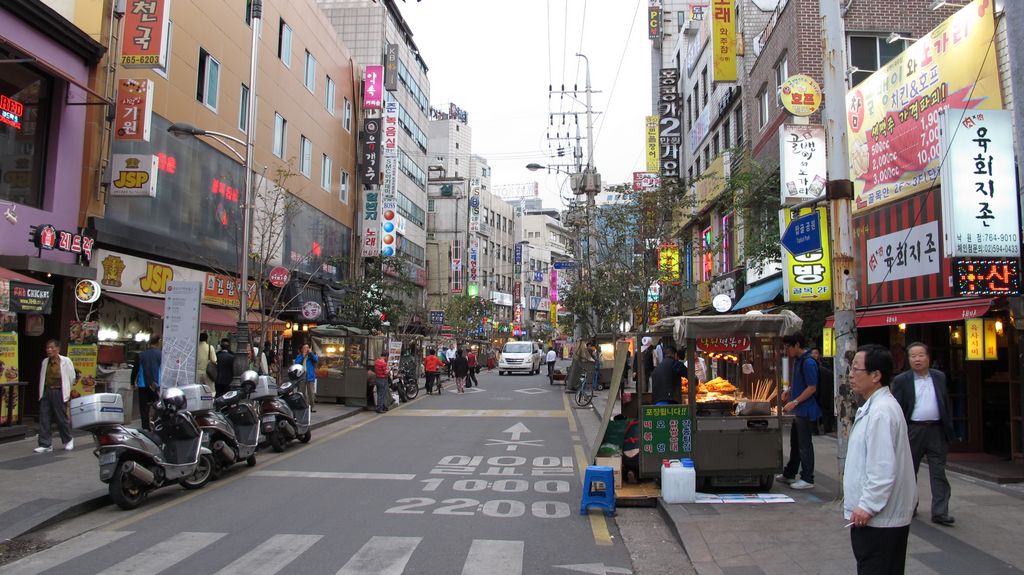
top-left (640, 405), bottom-right (692, 477)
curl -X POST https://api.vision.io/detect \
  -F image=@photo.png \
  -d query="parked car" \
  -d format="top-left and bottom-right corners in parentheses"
top-left (498, 341), bottom-right (543, 375)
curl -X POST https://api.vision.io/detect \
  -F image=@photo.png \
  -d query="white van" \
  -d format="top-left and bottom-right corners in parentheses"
top-left (498, 341), bottom-right (543, 375)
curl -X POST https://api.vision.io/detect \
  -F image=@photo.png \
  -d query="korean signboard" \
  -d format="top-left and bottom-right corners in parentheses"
top-left (2, 280), bottom-right (53, 314)
top-left (846, 0), bottom-right (1001, 213)
top-left (513, 281), bottom-right (522, 323)
top-left (450, 239), bottom-right (463, 294)
top-left (468, 237), bottom-right (479, 283)
top-left (121, 0), bottom-right (172, 68)
top-left (33, 225), bottom-right (95, 264)
top-left (110, 154), bottom-right (158, 197)
top-left (0, 95), bottom-right (23, 130)
top-left (202, 272), bottom-right (257, 309)
top-left (955, 259), bottom-right (1020, 296)
top-left (965, 318), bottom-right (983, 360)
top-left (550, 269), bottom-right (558, 302)
top-left (363, 65), bottom-right (384, 109)
top-left (646, 115), bottom-right (660, 172)
top-left (779, 124), bottom-right (826, 203)
top-left (940, 108), bottom-right (1020, 258)
top-left (696, 336), bottom-right (750, 353)
top-left (469, 188), bottom-right (481, 232)
top-left (866, 221), bottom-right (940, 285)
top-left (781, 207), bottom-right (832, 302)
top-left (779, 75), bottom-right (822, 117)
top-left (658, 244), bottom-right (680, 283)
top-left (384, 43), bottom-right (399, 92)
top-left (360, 118), bottom-right (380, 185)
top-left (648, 2), bottom-right (662, 39)
top-left (710, 0), bottom-right (736, 82)
top-left (383, 99), bottom-right (398, 157)
top-left (361, 190), bottom-right (380, 257)
top-left (658, 68), bottom-right (681, 184)
top-left (114, 79), bottom-right (153, 141)
top-left (633, 172), bottom-right (659, 192)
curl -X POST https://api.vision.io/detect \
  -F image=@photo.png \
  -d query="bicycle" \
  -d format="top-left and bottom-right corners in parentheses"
top-left (574, 371), bottom-right (595, 407)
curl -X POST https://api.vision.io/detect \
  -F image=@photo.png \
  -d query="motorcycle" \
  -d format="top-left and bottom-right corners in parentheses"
top-left (257, 366), bottom-right (312, 452)
top-left (192, 378), bottom-right (260, 479)
top-left (390, 367), bottom-right (419, 402)
top-left (90, 387), bottom-right (215, 510)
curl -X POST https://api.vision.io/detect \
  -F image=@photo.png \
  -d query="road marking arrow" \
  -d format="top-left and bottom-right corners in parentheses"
top-left (503, 422), bottom-right (531, 441)
top-left (553, 563), bottom-right (632, 574)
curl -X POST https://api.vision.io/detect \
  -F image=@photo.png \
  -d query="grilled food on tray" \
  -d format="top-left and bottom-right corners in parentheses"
top-left (704, 377), bottom-right (736, 394)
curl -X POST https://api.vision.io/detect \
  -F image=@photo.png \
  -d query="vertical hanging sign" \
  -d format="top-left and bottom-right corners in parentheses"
top-left (646, 115), bottom-right (660, 172)
top-left (114, 79), bottom-right (154, 141)
top-left (383, 99), bottom-right (399, 157)
top-left (384, 44), bottom-right (399, 92)
top-left (779, 124), bottom-right (826, 203)
top-left (965, 318), bottom-right (984, 361)
top-left (363, 65), bottom-right (384, 109)
top-left (781, 207), bottom-right (832, 302)
top-left (658, 69), bottom-right (681, 184)
top-left (121, 0), bottom-right (172, 68)
top-left (450, 239), bottom-right (463, 293)
top-left (711, 0), bottom-right (736, 82)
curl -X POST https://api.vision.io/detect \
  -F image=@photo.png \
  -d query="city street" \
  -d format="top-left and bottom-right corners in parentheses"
top-left (0, 368), bottom-right (634, 574)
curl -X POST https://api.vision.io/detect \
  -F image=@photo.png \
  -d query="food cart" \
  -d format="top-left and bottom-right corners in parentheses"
top-left (308, 325), bottom-right (372, 407)
top-left (637, 311), bottom-right (801, 490)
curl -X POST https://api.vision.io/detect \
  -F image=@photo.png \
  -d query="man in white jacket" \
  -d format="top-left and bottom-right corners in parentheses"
top-left (844, 344), bottom-right (917, 574)
top-left (35, 339), bottom-right (76, 453)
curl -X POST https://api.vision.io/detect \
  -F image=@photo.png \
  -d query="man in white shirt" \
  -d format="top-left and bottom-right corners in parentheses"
top-left (546, 346), bottom-right (557, 381)
top-left (845, 344), bottom-right (916, 573)
top-left (652, 338), bottom-right (664, 367)
top-left (891, 342), bottom-right (956, 526)
top-left (445, 345), bottom-right (457, 377)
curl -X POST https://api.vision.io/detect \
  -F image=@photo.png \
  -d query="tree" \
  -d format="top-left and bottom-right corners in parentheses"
top-left (442, 294), bottom-right (493, 344)
top-left (334, 253), bottom-right (419, 334)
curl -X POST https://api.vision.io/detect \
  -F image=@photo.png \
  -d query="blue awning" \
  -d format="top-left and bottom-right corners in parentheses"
top-left (732, 277), bottom-right (784, 311)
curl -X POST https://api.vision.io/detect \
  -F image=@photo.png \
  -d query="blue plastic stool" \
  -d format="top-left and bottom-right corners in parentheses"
top-left (580, 465), bottom-right (616, 516)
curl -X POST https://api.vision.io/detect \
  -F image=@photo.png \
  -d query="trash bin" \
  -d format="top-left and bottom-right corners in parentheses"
top-left (109, 368), bottom-right (135, 421)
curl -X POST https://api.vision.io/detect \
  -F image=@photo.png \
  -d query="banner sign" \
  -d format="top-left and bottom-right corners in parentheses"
top-left (779, 123), bottom-right (826, 203)
top-left (468, 237), bottom-right (479, 283)
top-left (955, 259), bottom-right (1020, 296)
top-left (114, 78), bottom-right (154, 141)
top-left (121, 0), bottom-right (172, 68)
top-left (550, 302), bottom-right (558, 328)
top-left (202, 272), bottom-right (257, 309)
top-left (646, 115), bottom-right (660, 172)
top-left (110, 154), bottom-right (158, 197)
top-left (363, 65), bottom-right (384, 109)
top-left (696, 336), bottom-right (750, 353)
top-left (469, 187), bottom-right (481, 232)
top-left (550, 269), bottom-right (558, 303)
top-left (381, 199), bottom-right (398, 257)
top-left (5, 281), bottom-right (53, 314)
top-left (384, 43), bottom-right (399, 92)
top-left (659, 244), bottom-right (680, 283)
top-left (940, 108), bottom-right (1020, 257)
top-left (32, 225), bottom-right (95, 264)
top-left (633, 172), bottom-right (660, 192)
top-left (361, 189), bottom-right (380, 257)
top-left (160, 281), bottom-right (201, 389)
top-left (450, 239), bottom-right (463, 293)
top-left (513, 281), bottom-right (522, 323)
top-left (866, 221), bottom-right (940, 285)
top-left (360, 118), bottom-right (380, 185)
top-left (711, 0), bottom-right (736, 82)
top-left (658, 68), bottom-right (681, 183)
top-left (846, 0), bottom-right (1001, 212)
top-left (779, 75), bottom-right (822, 117)
top-left (965, 318), bottom-right (984, 360)
top-left (429, 310), bottom-right (444, 325)
top-left (0, 332), bottom-right (19, 424)
top-left (383, 99), bottom-right (398, 157)
top-left (781, 207), bottom-right (832, 302)
top-left (68, 344), bottom-right (98, 397)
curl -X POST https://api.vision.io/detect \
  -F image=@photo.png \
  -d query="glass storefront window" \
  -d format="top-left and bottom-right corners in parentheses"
top-left (0, 49), bottom-right (52, 209)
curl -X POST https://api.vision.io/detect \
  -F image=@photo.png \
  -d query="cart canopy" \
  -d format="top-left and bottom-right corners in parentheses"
top-left (654, 310), bottom-right (802, 341)
top-left (311, 324), bottom-right (370, 337)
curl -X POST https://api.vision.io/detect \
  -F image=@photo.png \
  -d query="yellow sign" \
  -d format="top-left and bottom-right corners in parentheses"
top-left (983, 319), bottom-right (998, 360)
top-left (965, 318), bottom-right (984, 360)
top-left (711, 0), bottom-right (736, 82)
top-left (781, 207), bottom-right (832, 302)
top-left (68, 344), bottom-right (98, 398)
top-left (0, 332), bottom-right (18, 425)
top-left (550, 302), bottom-right (558, 329)
top-left (658, 244), bottom-right (681, 283)
top-left (646, 116), bottom-right (659, 172)
top-left (821, 327), bottom-right (834, 357)
top-left (780, 75), bottom-right (822, 117)
top-left (846, 0), bottom-right (1001, 213)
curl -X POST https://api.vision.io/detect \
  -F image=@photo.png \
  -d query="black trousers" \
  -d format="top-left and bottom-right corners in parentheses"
top-left (783, 415), bottom-right (815, 483)
top-left (851, 524), bottom-right (910, 575)
top-left (138, 386), bottom-right (159, 431)
top-left (908, 422), bottom-right (951, 518)
top-left (467, 368), bottom-right (478, 387)
top-left (38, 388), bottom-right (72, 447)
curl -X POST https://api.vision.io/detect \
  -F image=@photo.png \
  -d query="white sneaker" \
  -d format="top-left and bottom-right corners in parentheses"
top-left (33, 446), bottom-right (53, 453)
top-left (775, 474), bottom-right (795, 485)
top-left (64, 439), bottom-right (75, 451)
top-left (790, 479), bottom-right (815, 490)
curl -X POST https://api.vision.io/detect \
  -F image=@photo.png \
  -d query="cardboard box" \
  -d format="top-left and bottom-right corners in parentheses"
top-left (595, 455), bottom-right (622, 489)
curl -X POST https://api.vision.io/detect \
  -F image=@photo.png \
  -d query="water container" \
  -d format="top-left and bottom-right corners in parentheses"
top-left (662, 459), bottom-right (688, 503)
top-left (679, 459), bottom-right (697, 503)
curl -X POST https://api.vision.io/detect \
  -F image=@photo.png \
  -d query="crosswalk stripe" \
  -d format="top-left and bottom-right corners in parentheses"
top-left (461, 540), bottom-right (524, 575)
top-left (0, 530), bottom-right (133, 574)
top-left (96, 531), bottom-right (225, 575)
top-left (335, 536), bottom-right (421, 575)
top-left (213, 534), bottom-right (322, 575)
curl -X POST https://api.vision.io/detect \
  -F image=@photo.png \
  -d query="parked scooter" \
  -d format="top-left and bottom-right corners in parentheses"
top-left (390, 366), bottom-right (419, 402)
top-left (192, 377), bottom-right (260, 479)
top-left (90, 387), bottom-right (214, 510)
top-left (257, 365), bottom-right (311, 452)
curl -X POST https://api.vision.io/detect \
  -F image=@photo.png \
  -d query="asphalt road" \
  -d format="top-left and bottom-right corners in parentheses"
top-left (3, 368), bottom-right (634, 575)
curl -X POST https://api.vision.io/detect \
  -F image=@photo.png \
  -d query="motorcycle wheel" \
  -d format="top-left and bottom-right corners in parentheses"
top-left (404, 380), bottom-right (419, 400)
top-left (109, 463), bottom-right (146, 510)
top-left (246, 455), bottom-right (257, 467)
top-left (269, 430), bottom-right (286, 452)
top-left (298, 430), bottom-right (312, 443)
top-left (181, 453), bottom-right (214, 490)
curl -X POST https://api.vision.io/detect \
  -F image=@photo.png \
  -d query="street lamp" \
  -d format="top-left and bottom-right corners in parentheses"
top-left (166, 0), bottom-right (262, 383)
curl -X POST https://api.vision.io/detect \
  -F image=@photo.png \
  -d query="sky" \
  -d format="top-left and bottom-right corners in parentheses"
top-left (397, 0), bottom-right (652, 209)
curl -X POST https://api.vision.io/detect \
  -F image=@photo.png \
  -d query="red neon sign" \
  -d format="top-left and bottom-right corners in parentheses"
top-left (156, 152), bottom-right (176, 174)
top-left (0, 94), bottom-right (24, 130)
top-left (211, 178), bottom-right (239, 202)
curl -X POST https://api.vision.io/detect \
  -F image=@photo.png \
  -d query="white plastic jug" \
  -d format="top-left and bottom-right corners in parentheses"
top-left (678, 459), bottom-right (697, 503)
top-left (662, 459), bottom-right (693, 504)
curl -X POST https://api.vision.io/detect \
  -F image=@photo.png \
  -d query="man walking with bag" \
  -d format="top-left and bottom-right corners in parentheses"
top-left (777, 332), bottom-right (821, 490)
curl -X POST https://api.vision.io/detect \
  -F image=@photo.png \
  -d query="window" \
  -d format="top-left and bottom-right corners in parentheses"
top-left (0, 53), bottom-right (52, 208)
top-left (734, 106), bottom-right (744, 146)
top-left (325, 76), bottom-right (335, 115)
top-left (154, 20), bottom-right (172, 78)
top-left (304, 50), bottom-right (316, 92)
top-left (428, 199), bottom-right (436, 212)
top-left (343, 98), bottom-right (352, 131)
top-left (321, 154), bottom-right (332, 191)
top-left (849, 35), bottom-right (905, 87)
top-left (723, 116), bottom-right (731, 149)
top-left (757, 87), bottom-right (769, 129)
top-left (278, 19), bottom-right (292, 66)
top-left (700, 67), bottom-right (708, 108)
top-left (273, 113), bottom-right (287, 158)
top-left (238, 84), bottom-right (249, 133)
top-left (196, 48), bottom-right (219, 110)
top-left (299, 136), bottom-right (312, 177)
top-left (685, 95), bottom-right (692, 132)
top-left (774, 55), bottom-right (788, 89)
top-left (339, 170), bottom-right (350, 203)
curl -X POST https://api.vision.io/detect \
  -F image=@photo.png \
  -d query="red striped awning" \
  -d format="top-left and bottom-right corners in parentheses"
top-left (825, 298), bottom-right (995, 329)
top-left (0, 266), bottom-right (48, 286)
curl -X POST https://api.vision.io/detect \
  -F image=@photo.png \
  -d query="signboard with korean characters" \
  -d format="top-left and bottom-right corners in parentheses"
top-left (110, 154), bottom-right (158, 197)
top-left (361, 189), bottom-right (380, 257)
top-left (114, 79), bottom-right (154, 141)
top-left (648, 2), bottom-right (662, 39)
top-left (710, 0), bottom-right (736, 82)
top-left (646, 116), bottom-right (659, 172)
top-left (779, 124), bottom-right (826, 203)
top-left (658, 68), bottom-right (681, 183)
top-left (846, 0), bottom-right (1001, 213)
top-left (383, 99), bottom-right (398, 157)
top-left (121, 0), bottom-right (172, 68)
top-left (865, 221), bottom-right (940, 285)
top-left (779, 75), bottom-right (822, 117)
top-left (360, 118), bottom-right (380, 186)
top-left (363, 65), bottom-right (384, 109)
top-left (633, 172), bottom-right (659, 192)
top-left (780, 207), bottom-right (832, 302)
top-left (939, 108), bottom-right (1020, 258)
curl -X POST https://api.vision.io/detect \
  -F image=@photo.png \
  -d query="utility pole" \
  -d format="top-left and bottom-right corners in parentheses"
top-left (576, 53), bottom-right (600, 338)
top-left (820, 0), bottom-right (857, 478)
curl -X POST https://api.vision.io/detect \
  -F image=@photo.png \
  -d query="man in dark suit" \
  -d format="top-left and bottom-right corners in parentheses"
top-left (891, 342), bottom-right (957, 526)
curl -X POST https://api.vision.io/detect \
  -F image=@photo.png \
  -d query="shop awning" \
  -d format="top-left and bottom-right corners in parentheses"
top-left (105, 293), bottom-right (284, 332)
top-left (0, 266), bottom-right (49, 285)
top-left (824, 298), bottom-right (996, 329)
top-left (732, 277), bottom-right (783, 311)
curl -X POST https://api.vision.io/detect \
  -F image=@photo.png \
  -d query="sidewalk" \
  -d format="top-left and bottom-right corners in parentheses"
top-left (0, 402), bottom-right (362, 543)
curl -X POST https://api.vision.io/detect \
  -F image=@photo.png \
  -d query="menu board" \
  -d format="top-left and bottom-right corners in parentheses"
top-left (641, 405), bottom-right (692, 461)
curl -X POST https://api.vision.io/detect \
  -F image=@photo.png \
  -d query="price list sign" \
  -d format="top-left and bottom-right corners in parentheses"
top-left (640, 405), bottom-right (692, 476)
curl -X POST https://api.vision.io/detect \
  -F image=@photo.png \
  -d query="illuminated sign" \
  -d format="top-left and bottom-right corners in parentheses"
top-left (363, 65), bottom-right (384, 109)
top-left (984, 319), bottom-right (998, 360)
top-left (955, 259), bottom-right (1020, 296)
top-left (649, 4), bottom-right (662, 39)
top-left (696, 336), bottom-right (750, 353)
top-left (381, 201), bottom-right (398, 257)
top-left (965, 318), bottom-right (984, 360)
top-left (32, 225), bottom-right (95, 263)
top-left (711, 0), bottom-right (736, 82)
top-left (0, 95), bottom-right (23, 130)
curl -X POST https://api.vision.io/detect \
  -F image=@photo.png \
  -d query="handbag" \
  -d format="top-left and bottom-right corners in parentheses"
top-left (204, 345), bottom-right (218, 381)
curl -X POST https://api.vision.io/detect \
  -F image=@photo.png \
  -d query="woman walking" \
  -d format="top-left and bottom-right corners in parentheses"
top-left (452, 348), bottom-right (470, 393)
